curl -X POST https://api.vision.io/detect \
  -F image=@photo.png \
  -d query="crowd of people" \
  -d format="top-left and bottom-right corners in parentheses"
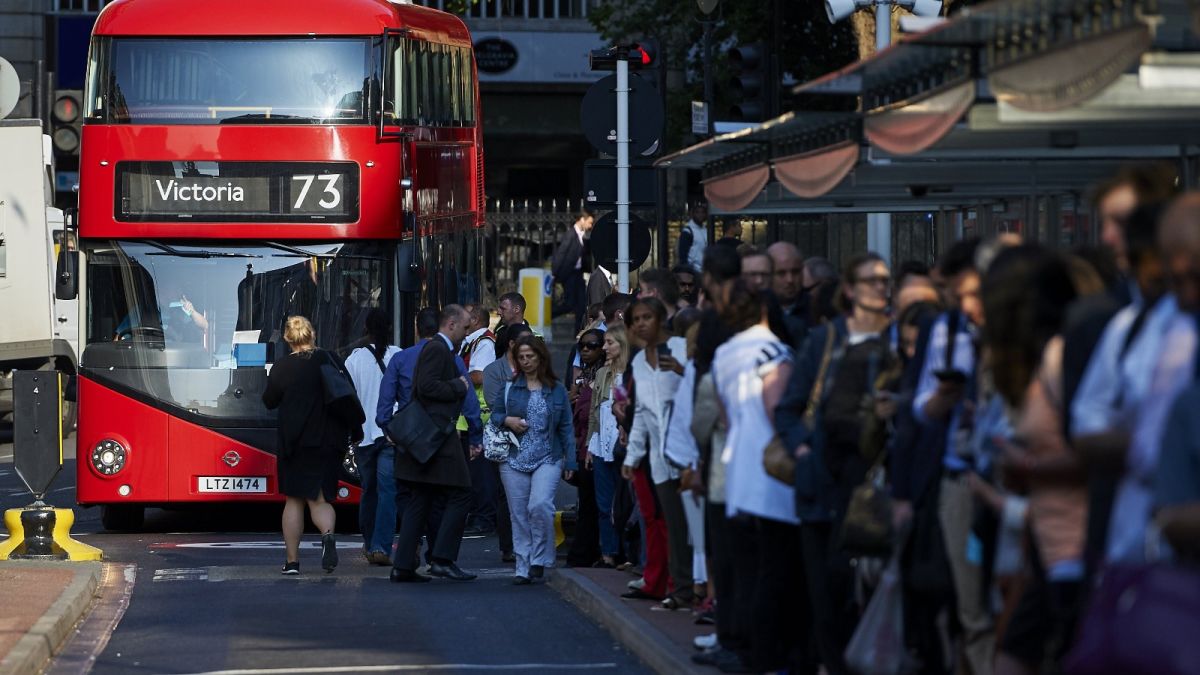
top-left (261, 162), bottom-right (1200, 674)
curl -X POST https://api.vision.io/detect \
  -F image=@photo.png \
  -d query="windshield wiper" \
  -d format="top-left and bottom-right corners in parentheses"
top-left (143, 240), bottom-right (262, 259)
top-left (263, 241), bottom-right (387, 261)
top-left (220, 113), bottom-right (309, 124)
top-left (263, 241), bottom-right (339, 258)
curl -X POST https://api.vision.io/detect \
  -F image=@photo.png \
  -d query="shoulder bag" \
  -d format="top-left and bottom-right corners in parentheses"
top-left (385, 343), bottom-right (452, 464)
top-left (484, 381), bottom-right (520, 462)
top-left (319, 351), bottom-right (366, 432)
top-left (764, 328), bottom-right (835, 484)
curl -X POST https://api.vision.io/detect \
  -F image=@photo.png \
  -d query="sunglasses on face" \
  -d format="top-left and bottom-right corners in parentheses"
top-left (856, 275), bottom-right (892, 287)
top-left (580, 341), bottom-right (603, 350)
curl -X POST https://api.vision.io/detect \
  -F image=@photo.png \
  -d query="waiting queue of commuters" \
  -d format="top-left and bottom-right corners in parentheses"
top-left (262, 164), bottom-right (1200, 674)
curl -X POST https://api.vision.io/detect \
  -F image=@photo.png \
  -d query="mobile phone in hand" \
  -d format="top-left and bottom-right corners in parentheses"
top-left (933, 369), bottom-right (968, 385)
top-left (656, 343), bottom-right (673, 370)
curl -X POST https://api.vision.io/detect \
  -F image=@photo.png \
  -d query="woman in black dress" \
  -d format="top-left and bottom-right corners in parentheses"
top-left (263, 316), bottom-right (358, 574)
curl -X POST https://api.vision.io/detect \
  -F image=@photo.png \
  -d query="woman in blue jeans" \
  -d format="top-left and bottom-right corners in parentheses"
top-left (587, 324), bottom-right (631, 567)
top-left (490, 335), bottom-right (578, 584)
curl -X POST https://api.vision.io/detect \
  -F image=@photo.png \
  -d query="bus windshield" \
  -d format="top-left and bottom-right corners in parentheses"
top-left (81, 240), bottom-right (393, 423)
top-left (89, 37), bottom-right (376, 125)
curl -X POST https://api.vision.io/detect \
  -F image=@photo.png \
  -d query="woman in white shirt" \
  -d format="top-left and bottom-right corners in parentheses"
top-left (343, 309), bottom-right (402, 565)
top-left (621, 297), bottom-right (693, 606)
top-left (712, 281), bottom-right (800, 672)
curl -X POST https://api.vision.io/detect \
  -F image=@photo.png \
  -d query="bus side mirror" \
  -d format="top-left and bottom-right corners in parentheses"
top-left (55, 249), bottom-right (78, 300)
top-left (56, 207), bottom-right (79, 300)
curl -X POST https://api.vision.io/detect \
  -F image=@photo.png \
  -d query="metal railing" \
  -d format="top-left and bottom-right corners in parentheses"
top-left (53, 0), bottom-right (112, 13)
top-left (413, 0), bottom-right (595, 20)
top-left (484, 201), bottom-right (945, 301)
top-left (486, 197), bottom-right (576, 298)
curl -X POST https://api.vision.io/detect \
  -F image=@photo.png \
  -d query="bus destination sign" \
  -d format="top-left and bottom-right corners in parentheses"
top-left (116, 161), bottom-right (359, 223)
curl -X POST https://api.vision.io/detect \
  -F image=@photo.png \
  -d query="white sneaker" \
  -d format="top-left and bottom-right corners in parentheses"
top-left (693, 633), bottom-right (718, 650)
top-left (627, 577), bottom-right (646, 591)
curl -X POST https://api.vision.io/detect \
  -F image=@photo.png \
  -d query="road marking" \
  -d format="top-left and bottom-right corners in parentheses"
top-left (180, 664), bottom-right (619, 674)
top-left (152, 538), bottom-right (362, 550)
top-left (152, 567), bottom-right (208, 582)
top-left (147, 565), bottom-right (517, 582)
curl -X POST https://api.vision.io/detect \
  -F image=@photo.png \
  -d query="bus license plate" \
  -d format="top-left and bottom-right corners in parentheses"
top-left (197, 476), bottom-right (267, 493)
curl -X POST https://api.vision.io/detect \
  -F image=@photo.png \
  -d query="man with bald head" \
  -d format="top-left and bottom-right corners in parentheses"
top-left (768, 241), bottom-right (808, 345)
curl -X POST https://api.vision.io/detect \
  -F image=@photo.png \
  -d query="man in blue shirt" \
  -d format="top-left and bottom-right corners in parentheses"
top-left (376, 310), bottom-right (482, 444)
top-left (1105, 194), bottom-right (1200, 564)
top-left (906, 238), bottom-right (995, 675)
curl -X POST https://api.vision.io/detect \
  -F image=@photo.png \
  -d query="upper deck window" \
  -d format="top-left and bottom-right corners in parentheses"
top-left (385, 38), bottom-right (475, 127)
top-left (88, 38), bottom-right (374, 125)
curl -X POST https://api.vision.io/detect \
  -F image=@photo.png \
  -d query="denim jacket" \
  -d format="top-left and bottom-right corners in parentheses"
top-left (490, 375), bottom-right (579, 471)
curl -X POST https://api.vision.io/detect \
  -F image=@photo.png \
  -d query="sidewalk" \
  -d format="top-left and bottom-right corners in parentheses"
top-left (0, 561), bottom-right (102, 675)
top-left (550, 566), bottom-right (708, 674)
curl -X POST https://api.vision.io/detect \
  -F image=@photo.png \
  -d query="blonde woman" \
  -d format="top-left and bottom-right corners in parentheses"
top-left (587, 324), bottom-right (631, 567)
top-left (263, 316), bottom-right (362, 575)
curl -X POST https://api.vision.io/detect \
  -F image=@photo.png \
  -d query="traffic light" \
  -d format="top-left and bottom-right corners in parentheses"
top-left (589, 41), bottom-right (657, 72)
top-left (727, 42), bottom-right (765, 121)
top-left (52, 90), bottom-right (83, 157)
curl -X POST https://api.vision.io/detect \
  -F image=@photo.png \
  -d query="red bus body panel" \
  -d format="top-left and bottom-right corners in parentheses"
top-left (76, 376), bottom-right (361, 505)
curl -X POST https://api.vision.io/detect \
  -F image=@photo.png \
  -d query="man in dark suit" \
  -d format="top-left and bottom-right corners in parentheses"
top-left (552, 208), bottom-right (594, 332)
top-left (386, 305), bottom-right (481, 583)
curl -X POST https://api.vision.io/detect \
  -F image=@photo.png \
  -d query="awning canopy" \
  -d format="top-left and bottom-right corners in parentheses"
top-left (657, 0), bottom-right (1200, 214)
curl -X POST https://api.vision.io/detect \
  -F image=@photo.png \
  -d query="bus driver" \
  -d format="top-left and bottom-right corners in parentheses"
top-left (114, 282), bottom-right (209, 343)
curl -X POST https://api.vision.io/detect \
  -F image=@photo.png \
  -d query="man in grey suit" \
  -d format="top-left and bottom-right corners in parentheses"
top-left (388, 305), bottom-right (481, 583)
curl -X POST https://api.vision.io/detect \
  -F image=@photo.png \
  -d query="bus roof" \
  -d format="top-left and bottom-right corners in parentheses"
top-left (93, 0), bottom-right (472, 45)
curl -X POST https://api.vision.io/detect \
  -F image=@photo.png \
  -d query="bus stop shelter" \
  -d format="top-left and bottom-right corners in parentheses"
top-left (657, 0), bottom-right (1200, 250)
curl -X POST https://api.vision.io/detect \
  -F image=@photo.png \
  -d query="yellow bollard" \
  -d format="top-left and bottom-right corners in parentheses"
top-left (0, 507), bottom-right (102, 561)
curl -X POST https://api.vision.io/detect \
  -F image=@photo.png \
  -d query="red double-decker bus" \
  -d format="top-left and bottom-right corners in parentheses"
top-left (70, 0), bottom-right (484, 529)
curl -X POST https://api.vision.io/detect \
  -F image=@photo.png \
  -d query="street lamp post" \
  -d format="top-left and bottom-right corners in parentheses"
top-left (826, 0), bottom-right (941, 265)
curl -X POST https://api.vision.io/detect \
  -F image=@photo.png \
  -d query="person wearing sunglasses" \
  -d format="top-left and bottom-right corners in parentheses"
top-left (566, 328), bottom-right (607, 567)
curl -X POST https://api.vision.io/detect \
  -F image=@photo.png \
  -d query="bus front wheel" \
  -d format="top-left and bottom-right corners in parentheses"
top-left (101, 504), bottom-right (144, 532)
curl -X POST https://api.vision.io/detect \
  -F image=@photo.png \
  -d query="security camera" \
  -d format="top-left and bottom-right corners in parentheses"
top-left (899, 0), bottom-right (943, 18)
top-left (826, 0), bottom-right (859, 23)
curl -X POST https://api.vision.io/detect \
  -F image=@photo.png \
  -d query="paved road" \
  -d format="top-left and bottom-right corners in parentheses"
top-left (1, 436), bottom-right (650, 675)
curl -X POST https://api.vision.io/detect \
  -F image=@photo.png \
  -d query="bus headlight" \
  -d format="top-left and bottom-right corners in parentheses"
top-left (92, 439), bottom-right (127, 476)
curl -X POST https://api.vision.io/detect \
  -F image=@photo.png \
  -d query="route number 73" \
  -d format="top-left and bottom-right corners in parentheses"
top-left (292, 174), bottom-right (342, 209)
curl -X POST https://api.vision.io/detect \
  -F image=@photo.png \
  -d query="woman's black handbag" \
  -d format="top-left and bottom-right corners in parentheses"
top-left (318, 351), bottom-right (365, 438)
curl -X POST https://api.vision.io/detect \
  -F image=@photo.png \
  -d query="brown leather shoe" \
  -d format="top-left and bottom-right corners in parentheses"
top-left (366, 551), bottom-right (392, 566)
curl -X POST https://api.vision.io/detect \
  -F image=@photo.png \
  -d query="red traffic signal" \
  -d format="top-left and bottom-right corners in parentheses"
top-left (589, 41), bottom-right (657, 72)
top-left (52, 90), bottom-right (83, 156)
